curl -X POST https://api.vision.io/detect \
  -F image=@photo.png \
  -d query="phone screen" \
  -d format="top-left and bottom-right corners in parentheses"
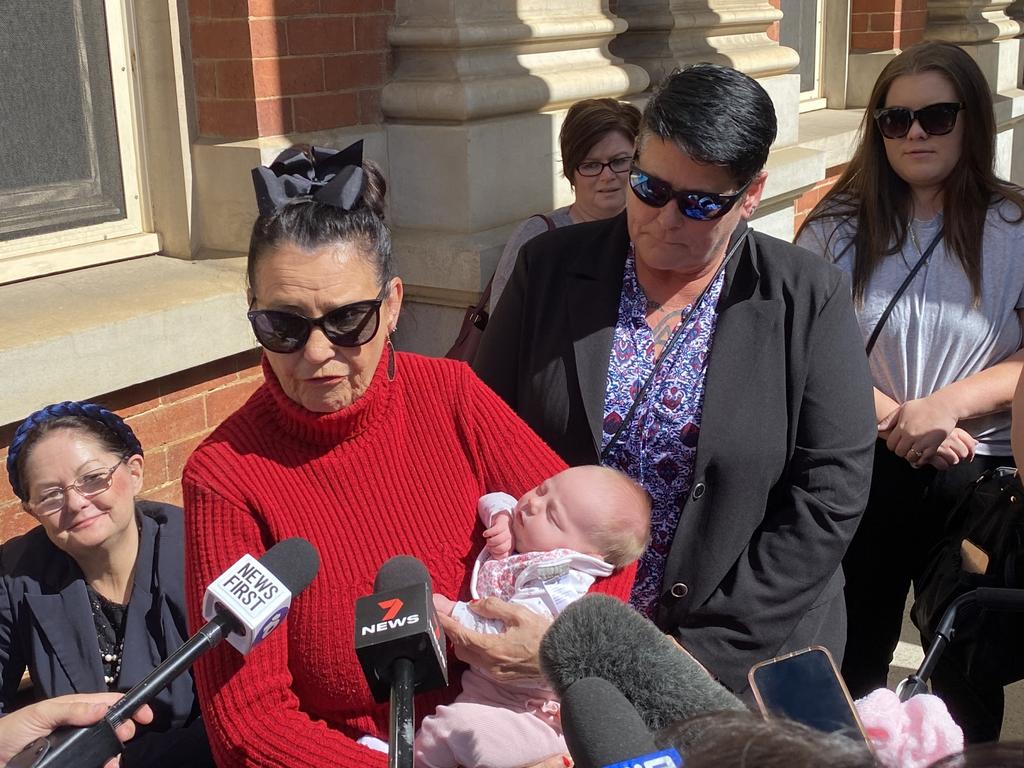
top-left (749, 647), bottom-right (865, 742)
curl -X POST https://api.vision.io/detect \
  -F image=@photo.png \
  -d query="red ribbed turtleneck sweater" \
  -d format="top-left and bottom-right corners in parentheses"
top-left (183, 351), bottom-right (634, 766)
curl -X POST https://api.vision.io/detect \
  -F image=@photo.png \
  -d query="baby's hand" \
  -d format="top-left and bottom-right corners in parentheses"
top-left (432, 593), bottom-right (456, 616)
top-left (483, 512), bottom-right (514, 560)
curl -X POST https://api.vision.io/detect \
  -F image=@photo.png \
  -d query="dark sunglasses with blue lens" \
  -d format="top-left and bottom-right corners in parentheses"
top-left (248, 283), bottom-right (389, 353)
top-left (629, 163), bottom-right (753, 222)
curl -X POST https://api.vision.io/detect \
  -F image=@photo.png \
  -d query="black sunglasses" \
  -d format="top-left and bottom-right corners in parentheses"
top-left (629, 163), bottom-right (752, 222)
top-left (247, 283), bottom-right (389, 353)
top-left (873, 102), bottom-right (963, 139)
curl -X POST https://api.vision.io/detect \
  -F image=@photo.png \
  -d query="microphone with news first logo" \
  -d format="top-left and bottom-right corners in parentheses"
top-left (202, 538), bottom-right (319, 655)
top-left (354, 556), bottom-right (448, 768)
top-left (7, 538), bottom-right (320, 768)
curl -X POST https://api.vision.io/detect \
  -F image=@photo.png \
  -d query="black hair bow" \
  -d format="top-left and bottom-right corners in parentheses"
top-left (251, 140), bottom-right (365, 216)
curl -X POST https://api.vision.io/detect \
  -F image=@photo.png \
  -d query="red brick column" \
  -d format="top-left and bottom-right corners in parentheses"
top-left (189, 0), bottom-right (392, 139)
top-left (851, 0), bottom-right (928, 52)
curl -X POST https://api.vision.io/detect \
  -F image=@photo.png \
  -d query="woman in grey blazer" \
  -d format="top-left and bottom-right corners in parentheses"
top-left (474, 65), bottom-right (877, 697)
top-left (1, 401), bottom-right (213, 767)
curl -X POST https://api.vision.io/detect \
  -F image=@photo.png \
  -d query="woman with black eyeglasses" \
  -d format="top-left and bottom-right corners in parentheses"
top-left (1, 401), bottom-right (214, 767)
top-left (180, 142), bottom-right (633, 768)
top-left (489, 98), bottom-right (641, 311)
top-left (474, 64), bottom-right (876, 700)
top-left (796, 41), bottom-right (1024, 743)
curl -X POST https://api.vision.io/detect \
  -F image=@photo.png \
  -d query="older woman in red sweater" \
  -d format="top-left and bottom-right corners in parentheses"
top-left (181, 142), bottom-right (633, 767)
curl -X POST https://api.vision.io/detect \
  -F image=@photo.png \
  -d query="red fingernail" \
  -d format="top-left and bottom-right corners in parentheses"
top-left (563, 757), bottom-right (572, 767)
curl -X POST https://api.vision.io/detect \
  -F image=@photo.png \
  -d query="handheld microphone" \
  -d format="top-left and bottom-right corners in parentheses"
top-left (540, 594), bottom-right (745, 733)
top-left (560, 677), bottom-right (682, 768)
top-left (354, 556), bottom-right (448, 768)
top-left (200, 537), bottom-right (318, 655)
top-left (6, 538), bottom-right (320, 768)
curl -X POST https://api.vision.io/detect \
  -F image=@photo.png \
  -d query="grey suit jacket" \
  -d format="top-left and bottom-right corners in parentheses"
top-left (0, 501), bottom-right (213, 767)
top-left (474, 212), bottom-right (876, 694)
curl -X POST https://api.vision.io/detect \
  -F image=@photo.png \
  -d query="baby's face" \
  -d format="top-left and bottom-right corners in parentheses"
top-left (512, 468), bottom-right (602, 555)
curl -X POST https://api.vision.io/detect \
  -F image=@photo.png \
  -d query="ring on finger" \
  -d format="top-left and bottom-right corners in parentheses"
top-left (908, 448), bottom-right (923, 460)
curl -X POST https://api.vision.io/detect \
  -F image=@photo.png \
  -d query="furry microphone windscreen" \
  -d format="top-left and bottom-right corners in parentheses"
top-left (539, 594), bottom-right (746, 731)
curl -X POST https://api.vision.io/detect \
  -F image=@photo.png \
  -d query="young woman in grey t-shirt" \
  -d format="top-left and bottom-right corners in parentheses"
top-left (796, 41), bottom-right (1024, 744)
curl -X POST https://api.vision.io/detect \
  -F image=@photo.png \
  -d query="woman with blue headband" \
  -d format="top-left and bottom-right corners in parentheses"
top-left (1, 401), bottom-right (214, 767)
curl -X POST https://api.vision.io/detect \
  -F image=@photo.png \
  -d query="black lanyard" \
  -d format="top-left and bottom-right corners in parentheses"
top-left (600, 232), bottom-right (748, 463)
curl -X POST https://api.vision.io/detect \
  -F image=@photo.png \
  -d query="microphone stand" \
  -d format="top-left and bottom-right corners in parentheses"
top-left (388, 658), bottom-right (415, 768)
top-left (897, 587), bottom-right (1024, 702)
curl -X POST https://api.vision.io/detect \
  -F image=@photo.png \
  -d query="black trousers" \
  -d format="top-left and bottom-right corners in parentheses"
top-left (841, 439), bottom-right (1012, 743)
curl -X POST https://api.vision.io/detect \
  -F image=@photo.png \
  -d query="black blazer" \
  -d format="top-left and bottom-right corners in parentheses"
top-left (474, 212), bottom-right (876, 694)
top-left (0, 502), bottom-right (213, 767)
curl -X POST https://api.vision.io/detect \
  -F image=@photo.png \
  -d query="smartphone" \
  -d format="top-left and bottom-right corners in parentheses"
top-left (748, 646), bottom-right (869, 745)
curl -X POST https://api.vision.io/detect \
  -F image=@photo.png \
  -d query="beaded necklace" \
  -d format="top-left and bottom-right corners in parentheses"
top-left (87, 585), bottom-right (127, 688)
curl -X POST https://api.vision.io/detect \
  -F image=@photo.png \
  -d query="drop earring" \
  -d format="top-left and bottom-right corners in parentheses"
top-left (386, 331), bottom-right (396, 381)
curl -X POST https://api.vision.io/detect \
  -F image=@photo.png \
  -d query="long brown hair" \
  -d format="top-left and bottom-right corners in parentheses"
top-left (797, 41), bottom-right (1024, 305)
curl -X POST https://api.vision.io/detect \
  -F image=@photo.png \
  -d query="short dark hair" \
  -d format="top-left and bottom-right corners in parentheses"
top-left (560, 98), bottom-right (642, 184)
top-left (246, 158), bottom-right (392, 295)
top-left (639, 64), bottom-right (777, 187)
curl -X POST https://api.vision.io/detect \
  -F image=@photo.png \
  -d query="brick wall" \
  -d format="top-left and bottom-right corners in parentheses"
top-left (793, 166), bottom-right (846, 235)
top-left (767, 0), bottom-right (780, 43)
top-left (850, 0), bottom-right (928, 52)
top-left (0, 350), bottom-right (263, 542)
top-left (190, 0), bottom-right (393, 139)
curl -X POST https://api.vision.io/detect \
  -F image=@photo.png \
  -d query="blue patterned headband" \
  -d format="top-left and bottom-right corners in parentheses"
top-left (252, 140), bottom-right (366, 217)
top-left (6, 401), bottom-right (143, 501)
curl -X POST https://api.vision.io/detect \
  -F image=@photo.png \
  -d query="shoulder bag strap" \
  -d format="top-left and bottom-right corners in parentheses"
top-left (479, 213), bottom-right (557, 314)
top-left (535, 213), bottom-right (557, 232)
top-left (865, 226), bottom-right (944, 356)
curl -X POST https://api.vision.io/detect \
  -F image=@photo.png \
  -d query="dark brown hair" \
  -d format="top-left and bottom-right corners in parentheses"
top-left (797, 41), bottom-right (1024, 305)
top-left (246, 157), bottom-right (391, 296)
top-left (658, 710), bottom-right (879, 768)
top-left (560, 98), bottom-right (641, 185)
top-left (14, 417), bottom-right (130, 503)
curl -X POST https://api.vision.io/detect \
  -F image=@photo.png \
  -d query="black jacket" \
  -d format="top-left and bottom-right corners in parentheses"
top-left (0, 502), bottom-right (214, 767)
top-left (474, 212), bottom-right (876, 694)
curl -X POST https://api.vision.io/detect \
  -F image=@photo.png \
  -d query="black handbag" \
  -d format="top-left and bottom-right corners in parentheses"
top-left (911, 466), bottom-right (1024, 685)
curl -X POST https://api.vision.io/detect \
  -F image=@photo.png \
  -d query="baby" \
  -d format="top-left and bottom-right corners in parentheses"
top-left (415, 465), bottom-right (651, 768)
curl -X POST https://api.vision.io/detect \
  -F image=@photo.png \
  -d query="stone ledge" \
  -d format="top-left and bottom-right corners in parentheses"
top-left (0, 255), bottom-right (255, 426)
top-left (796, 108), bottom-right (865, 169)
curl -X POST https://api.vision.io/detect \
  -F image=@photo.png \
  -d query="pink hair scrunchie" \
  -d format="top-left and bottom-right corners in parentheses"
top-left (855, 688), bottom-right (963, 768)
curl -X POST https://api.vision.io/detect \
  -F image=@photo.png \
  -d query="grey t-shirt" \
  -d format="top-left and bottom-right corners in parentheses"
top-left (490, 206), bottom-right (575, 312)
top-left (796, 203), bottom-right (1024, 455)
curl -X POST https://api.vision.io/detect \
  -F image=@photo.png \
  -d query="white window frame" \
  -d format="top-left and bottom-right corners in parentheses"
top-left (0, 0), bottom-right (158, 285)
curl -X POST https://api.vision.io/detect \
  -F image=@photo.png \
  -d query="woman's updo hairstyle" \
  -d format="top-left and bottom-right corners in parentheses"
top-left (247, 140), bottom-right (392, 295)
top-left (7, 401), bottom-right (143, 502)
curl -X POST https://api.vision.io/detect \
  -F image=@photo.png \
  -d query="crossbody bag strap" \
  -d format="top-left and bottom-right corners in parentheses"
top-left (865, 226), bottom-right (944, 356)
top-left (599, 231), bottom-right (749, 463)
